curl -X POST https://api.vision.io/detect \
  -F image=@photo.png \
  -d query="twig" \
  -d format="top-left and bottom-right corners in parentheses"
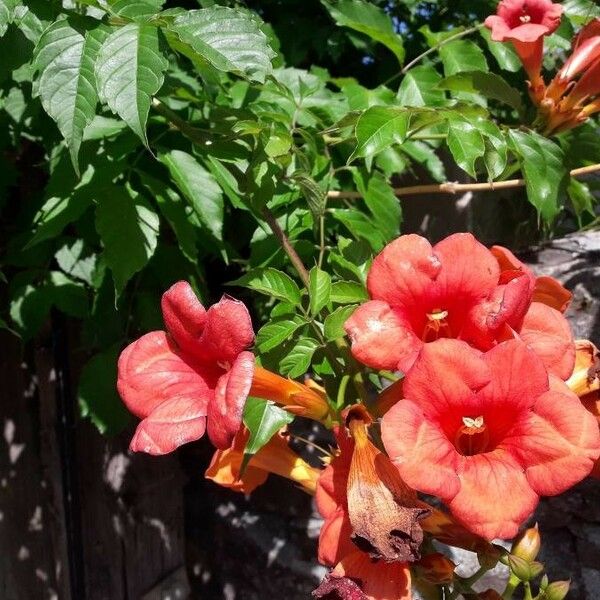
top-left (327, 162), bottom-right (600, 200)
top-left (151, 98), bottom-right (211, 145)
top-left (383, 24), bottom-right (483, 86)
top-left (261, 207), bottom-right (310, 287)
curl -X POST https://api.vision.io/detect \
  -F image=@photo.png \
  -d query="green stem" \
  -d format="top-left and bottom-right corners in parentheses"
top-left (336, 373), bottom-right (351, 408)
top-left (523, 582), bottom-right (533, 600)
top-left (379, 370), bottom-right (400, 383)
top-left (448, 565), bottom-right (490, 599)
top-left (383, 23), bottom-right (484, 86)
top-left (151, 98), bottom-right (211, 146)
top-left (502, 574), bottom-right (521, 599)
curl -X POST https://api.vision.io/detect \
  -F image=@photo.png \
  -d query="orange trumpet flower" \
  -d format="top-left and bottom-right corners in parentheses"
top-left (205, 428), bottom-right (320, 494)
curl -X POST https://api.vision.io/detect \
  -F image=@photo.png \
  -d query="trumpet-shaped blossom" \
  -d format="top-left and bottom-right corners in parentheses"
top-left (205, 428), bottom-right (319, 494)
top-left (345, 233), bottom-right (574, 378)
top-left (484, 0), bottom-right (562, 87)
top-left (117, 281), bottom-right (255, 454)
top-left (381, 338), bottom-right (600, 540)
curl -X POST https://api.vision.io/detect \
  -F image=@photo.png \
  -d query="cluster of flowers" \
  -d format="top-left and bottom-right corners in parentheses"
top-left (117, 232), bottom-right (600, 599)
top-left (485, 0), bottom-right (600, 134)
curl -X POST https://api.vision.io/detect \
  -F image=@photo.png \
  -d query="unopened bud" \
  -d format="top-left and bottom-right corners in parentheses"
top-left (415, 553), bottom-right (456, 584)
top-left (508, 555), bottom-right (534, 581)
top-left (544, 580), bottom-right (570, 600)
top-left (511, 525), bottom-right (541, 562)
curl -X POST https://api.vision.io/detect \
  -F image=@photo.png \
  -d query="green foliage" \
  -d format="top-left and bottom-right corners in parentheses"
top-left (1, 0), bottom-right (597, 436)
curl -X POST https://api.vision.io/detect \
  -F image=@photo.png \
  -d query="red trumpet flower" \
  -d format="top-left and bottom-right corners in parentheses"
top-left (485, 0), bottom-right (562, 94)
top-left (117, 281), bottom-right (255, 454)
top-left (381, 338), bottom-right (600, 540)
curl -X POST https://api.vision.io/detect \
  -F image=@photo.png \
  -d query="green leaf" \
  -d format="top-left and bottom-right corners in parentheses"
top-left (324, 304), bottom-right (357, 341)
top-left (352, 106), bottom-right (409, 160)
top-left (291, 171), bottom-right (326, 219)
top-left (567, 178), bottom-right (595, 222)
top-left (141, 173), bottom-right (198, 262)
top-left (479, 27), bottom-right (521, 72)
top-left (110, 0), bottom-right (165, 20)
top-left (508, 130), bottom-right (568, 222)
top-left (280, 336), bottom-right (319, 378)
top-left (563, 0), bottom-right (600, 25)
top-left (331, 209), bottom-right (385, 251)
top-left (232, 267), bottom-right (302, 306)
top-left (10, 283), bottom-right (52, 340)
top-left (330, 280), bottom-right (368, 304)
top-left (78, 345), bottom-right (130, 435)
top-left (352, 169), bottom-right (401, 242)
top-left (95, 186), bottom-right (160, 297)
top-left (55, 239), bottom-right (97, 285)
top-left (240, 397), bottom-right (294, 474)
top-left (439, 71), bottom-right (523, 113)
top-left (397, 65), bottom-right (445, 107)
top-left (33, 20), bottom-right (106, 173)
top-left (159, 150), bottom-right (224, 240)
top-left (401, 140), bottom-right (446, 182)
top-left (256, 317), bottom-right (306, 353)
top-left (95, 22), bottom-right (168, 145)
top-left (48, 271), bottom-right (89, 318)
top-left (0, 0), bottom-right (21, 37)
top-left (168, 7), bottom-right (274, 82)
top-left (322, 0), bottom-right (405, 64)
top-left (309, 267), bottom-right (331, 315)
top-left (447, 120), bottom-right (486, 178)
top-left (440, 40), bottom-right (488, 76)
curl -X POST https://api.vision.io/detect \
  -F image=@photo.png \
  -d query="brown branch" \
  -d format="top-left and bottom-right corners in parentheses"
top-left (327, 162), bottom-right (600, 200)
top-left (261, 207), bottom-right (310, 287)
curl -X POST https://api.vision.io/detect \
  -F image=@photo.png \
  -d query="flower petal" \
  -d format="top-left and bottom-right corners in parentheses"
top-left (533, 276), bottom-right (572, 313)
top-left (117, 331), bottom-right (213, 419)
top-left (381, 399), bottom-right (461, 501)
top-left (479, 339), bottom-right (549, 414)
top-left (207, 351), bottom-right (255, 449)
top-left (317, 507), bottom-right (355, 567)
top-left (344, 301), bottom-right (421, 372)
top-left (449, 450), bottom-right (539, 540)
top-left (502, 389), bottom-right (600, 496)
top-left (129, 396), bottom-right (207, 455)
top-left (366, 234), bottom-right (440, 310)
top-left (200, 296), bottom-right (255, 364)
top-left (433, 233), bottom-right (500, 304)
top-left (520, 302), bottom-right (575, 379)
top-left (161, 281), bottom-right (207, 356)
top-left (401, 339), bottom-right (490, 420)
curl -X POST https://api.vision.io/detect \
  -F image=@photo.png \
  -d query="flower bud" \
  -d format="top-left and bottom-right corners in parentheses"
top-left (415, 553), bottom-right (456, 584)
top-left (511, 524), bottom-right (541, 562)
top-left (544, 580), bottom-right (570, 600)
top-left (507, 555), bottom-right (534, 581)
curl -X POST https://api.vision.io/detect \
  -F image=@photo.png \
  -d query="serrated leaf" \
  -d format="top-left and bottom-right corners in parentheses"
top-left (324, 304), bottom-right (358, 341)
top-left (95, 186), bottom-right (159, 297)
top-left (330, 281), bottom-right (368, 304)
top-left (291, 171), bottom-right (326, 219)
top-left (401, 140), bottom-right (446, 182)
top-left (397, 65), bottom-right (445, 107)
top-left (141, 173), bottom-right (198, 261)
top-left (309, 267), bottom-right (331, 315)
top-left (55, 239), bottom-right (97, 285)
top-left (0, 0), bottom-right (21, 37)
top-left (110, 0), bottom-right (165, 20)
top-left (352, 169), bottom-right (401, 242)
top-left (447, 120), bottom-right (486, 177)
top-left (256, 317), bottom-right (306, 353)
top-left (508, 130), bottom-right (568, 222)
top-left (567, 178), bottom-right (595, 222)
top-left (280, 337), bottom-right (319, 378)
top-left (9, 283), bottom-right (53, 340)
top-left (240, 397), bottom-right (294, 474)
top-left (352, 106), bottom-right (409, 160)
top-left (440, 40), bottom-right (488, 76)
top-left (78, 344), bottom-right (130, 435)
top-left (439, 71), bottom-right (522, 113)
top-left (331, 209), bottom-right (386, 252)
top-left (232, 267), bottom-right (302, 306)
top-left (480, 27), bottom-right (521, 72)
top-left (169, 7), bottom-right (274, 82)
top-left (159, 150), bottom-right (224, 240)
top-left (322, 0), bottom-right (405, 64)
top-left (95, 22), bottom-right (168, 145)
top-left (34, 20), bottom-right (106, 173)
